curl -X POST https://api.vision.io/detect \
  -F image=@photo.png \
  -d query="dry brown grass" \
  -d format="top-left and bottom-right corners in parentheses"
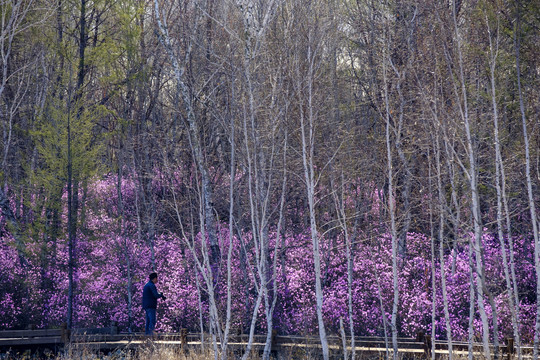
top-left (53, 342), bottom-right (270, 360)
top-left (0, 344), bottom-right (507, 359)
top-left (56, 343), bottom-right (206, 360)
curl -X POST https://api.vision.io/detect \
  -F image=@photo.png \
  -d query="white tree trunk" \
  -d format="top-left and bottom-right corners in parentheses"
top-left (154, 2), bottom-right (224, 357)
top-left (434, 132), bottom-right (453, 359)
top-left (221, 86), bottom-right (237, 360)
top-left (298, 39), bottom-right (330, 360)
top-left (451, 4), bottom-right (491, 356)
top-left (332, 172), bottom-right (356, 360)
top-left (235, 2), bottom-right (282, 357)
top-left (487, 14), bottom-right (522, 359)
top-left (383, 49), bottom-right (400, 360)
top-left (514, 10), bottom-right (540, 359)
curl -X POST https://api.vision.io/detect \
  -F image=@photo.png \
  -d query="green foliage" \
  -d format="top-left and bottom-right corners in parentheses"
top-left (32, 100), bottom-right (104, 182)
top-left (20, 0), bottom-right (145, 241)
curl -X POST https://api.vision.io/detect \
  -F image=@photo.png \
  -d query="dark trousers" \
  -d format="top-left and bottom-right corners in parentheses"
top-left (145, 308), bottom-right (157, 335)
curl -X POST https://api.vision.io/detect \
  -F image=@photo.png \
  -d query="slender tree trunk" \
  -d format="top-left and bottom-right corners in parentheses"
top-left (239, 47), bottom-right (269, 360)
top-left (116, 143), bottom-right (133, 332)
top-left (392, 78), bottom-right (412, 257)
top-left (195, 272), bottom-right (205, 352)
top-left (298, 35), bottom-right (329, 359)
top-left (170, 157), bottom-right (221, 359)
top-left (383, 49), bottom-right (399, 360)
top-left (513, 4), bottom-right (540, 358)
top-left (446, 148), bottom-right (461, 276)
top-left (67, 107), bottom-right (74, 329)
top-left (154, 0), bottom-right (219, 274)
top-left (67, 0), bottom-right (88, 329)
top-left (427, 149), bottom-right (437, 360)
top-left (155, 2), bottom-right (224, 354)
top-left (333, 171), bottom-right (356, 360)
top-left (419, 66), bottom-right (454, 357)
top-left (234, 2), bottom-right (282, 355)
top-left (67, 136), bottom-right (73, 327)
top-left (144, 156), bottom-right (157, 271)
top-left (467, 242), bottom-right (475, 360)
top-left (221, 124), bottom-right (234, 358)
top-left (130, 145), bottom-right (144, 251)
top-left (435, 132), bottom-right (453, 359)
top-left (499, 119), bottom-right (523, 359)
top-left (263, 147), bottom-right (287, 360)
top-left (451, 3), bottom-right (491, 356)
top-left (486, 13), bottom-right (522, 358)
top-left (374, 256), bottom-right (390, 360)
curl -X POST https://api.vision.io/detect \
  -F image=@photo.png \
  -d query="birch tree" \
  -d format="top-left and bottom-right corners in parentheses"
top-left (332, 171), bottom-right (356, 360)
top-left (154, 0), bottom-right (234, 356)
top-left (293, 0), bottom-right (331, 356)
top-left (484, 6), bottom-right (522, 358)
top-left (154, 0), bottom-right (220, 275)
top-left (231, 1), bottom-right (290, 358)
top-left (513, 3), bottom-right (540, 357)
top-left (382, 46), bottom-right (399, 360)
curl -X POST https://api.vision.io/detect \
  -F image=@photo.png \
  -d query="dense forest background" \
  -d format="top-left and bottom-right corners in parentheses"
top-left (0, 0), bottom-right (539, 359)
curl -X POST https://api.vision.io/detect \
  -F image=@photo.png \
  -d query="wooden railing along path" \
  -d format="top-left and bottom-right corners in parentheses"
top-left (0, 326), bottom-right (531, 359)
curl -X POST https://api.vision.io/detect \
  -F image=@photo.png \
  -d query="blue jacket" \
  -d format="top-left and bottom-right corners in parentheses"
top-left (142, 281), bottom-right (163, 309)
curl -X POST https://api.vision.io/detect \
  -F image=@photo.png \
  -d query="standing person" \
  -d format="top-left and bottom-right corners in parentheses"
top-left (142, 272), bottom-right (166, 335)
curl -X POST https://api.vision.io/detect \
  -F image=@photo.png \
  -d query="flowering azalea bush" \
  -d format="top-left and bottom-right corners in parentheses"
top-left (0, 172), bottom-right (537, 343)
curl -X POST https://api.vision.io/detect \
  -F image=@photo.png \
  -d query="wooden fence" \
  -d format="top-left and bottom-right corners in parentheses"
top-left (0, 326), bottom-right (531, 359)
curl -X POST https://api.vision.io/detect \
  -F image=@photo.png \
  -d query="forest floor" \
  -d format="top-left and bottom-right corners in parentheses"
top-left (0, 344), bottom-right (498, 360)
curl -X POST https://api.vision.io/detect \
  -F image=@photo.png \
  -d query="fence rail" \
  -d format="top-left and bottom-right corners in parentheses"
top-left (0, 327), bottom-right (530, 358)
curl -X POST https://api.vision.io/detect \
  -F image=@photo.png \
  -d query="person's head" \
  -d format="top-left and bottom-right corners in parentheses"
top-left (149, 272), bottom-right (158, 284)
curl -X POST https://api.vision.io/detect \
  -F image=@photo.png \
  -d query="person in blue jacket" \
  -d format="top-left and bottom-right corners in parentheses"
top-left (142, 272), bottom-right (166, 335)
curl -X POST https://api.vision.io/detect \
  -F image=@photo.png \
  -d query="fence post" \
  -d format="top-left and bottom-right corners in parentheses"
top-left (110, 321), bottom-right (118, 335)
top-left (505, 338), bottom-right (514, 359)
top-left (180, 328), bottom-right (188, 353)
top-left (424, 335), bottom-right (432, 359)
top-left (61, 323), bottom-right (70, 343)
top-left (271, 329), bottom-right (279, 355)
top-left (417, 331), bottom-right (432, 359)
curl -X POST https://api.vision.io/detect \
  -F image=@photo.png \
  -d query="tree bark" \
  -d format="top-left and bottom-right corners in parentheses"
top-left (450, 3), bottom-right (491, 356)
top-left (513, 4), bottom-right (540, 358)
top-left (299, 43), bottom-right (330, 360)
top-left (383, 48), bottom-right (400, 360)
top-left (487, 13), bottom-right (522, 358)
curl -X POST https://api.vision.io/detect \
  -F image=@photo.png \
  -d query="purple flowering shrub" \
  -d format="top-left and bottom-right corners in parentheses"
top-left (0, 233), bottom-right (23, 328)
top-left (0, 173), bottom-right (537, 343)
